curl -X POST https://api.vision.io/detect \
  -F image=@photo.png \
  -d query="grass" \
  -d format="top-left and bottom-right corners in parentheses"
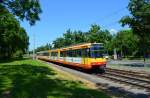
top-left (0, 58), bottom-right (110, 98)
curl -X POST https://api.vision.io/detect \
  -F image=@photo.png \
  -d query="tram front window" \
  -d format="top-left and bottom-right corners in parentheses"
top-left (90, 44), bottom-right (104, 58)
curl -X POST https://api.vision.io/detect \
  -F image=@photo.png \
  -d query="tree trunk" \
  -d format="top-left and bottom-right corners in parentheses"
top-left (142, 37), bottom-right (146, 66)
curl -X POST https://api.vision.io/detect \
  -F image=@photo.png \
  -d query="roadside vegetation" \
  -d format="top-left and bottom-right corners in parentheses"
top-left (0, 59), bottom-right (110, 98)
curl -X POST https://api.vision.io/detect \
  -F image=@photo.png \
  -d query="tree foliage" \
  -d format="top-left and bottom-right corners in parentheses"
top-left (51, 24), bottom-right (113, 52)
top-left (0, 0), bottom-right (41, 58)
top-left (35, 44), bottom-right (51, 52)
top-left (0, 5), bottom-right (29, 58)
top-left (120, 0), bottom-right (150, 36)
top-left (113, 30), bottom-right (139, 57)
top-left (0, 0), bottom-right (42, 25)
top-left (120, 0), bottom-right (150, 59)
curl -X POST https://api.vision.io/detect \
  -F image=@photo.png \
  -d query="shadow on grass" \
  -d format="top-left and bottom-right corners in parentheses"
top-left (0, 58), bottom-right (29, 63)
top-left (0, 63), bottom-right (109, 98)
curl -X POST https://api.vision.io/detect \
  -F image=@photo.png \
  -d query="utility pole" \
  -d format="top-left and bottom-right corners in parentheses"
top-left (114, 48), bottom-right (117, 60)
top-left (33, 33), bottom-right (35, 60)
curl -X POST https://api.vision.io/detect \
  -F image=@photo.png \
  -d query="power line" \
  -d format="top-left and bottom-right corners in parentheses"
top-left (100, 7), bottom-right (127, 21)
top-left (102, 21), bottom-right (119, 28)
top-left (97, 7), bottom-right (128, 29)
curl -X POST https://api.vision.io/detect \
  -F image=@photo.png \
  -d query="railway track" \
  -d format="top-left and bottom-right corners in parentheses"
top-left (106, 68), bottom-right (150, 79)
top-left (97, 68), bottom-right (150, 90)
top-left (40, 58), bottom-right (150, 91)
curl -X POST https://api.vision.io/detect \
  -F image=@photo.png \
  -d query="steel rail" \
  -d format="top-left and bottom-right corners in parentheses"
top-left (106, 68), bottom-right (150, 79)
top-left (97, 74), bottom-right (150, 90)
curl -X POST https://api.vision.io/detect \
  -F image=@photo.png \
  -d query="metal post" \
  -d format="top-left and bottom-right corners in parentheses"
top-left (33, 34), bottom-right (35, 60)
top-left (114, 48), bottom-right (117, 60)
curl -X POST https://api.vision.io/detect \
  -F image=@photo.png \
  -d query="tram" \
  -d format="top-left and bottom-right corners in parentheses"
top-left (37, 43), bottom-right (106, 73)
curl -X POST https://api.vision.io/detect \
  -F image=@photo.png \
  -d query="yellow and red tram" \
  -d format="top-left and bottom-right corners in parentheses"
top-left (37, 43), bottom-right (107, 72)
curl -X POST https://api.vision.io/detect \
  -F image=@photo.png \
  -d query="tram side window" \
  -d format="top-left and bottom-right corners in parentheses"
top-left (71, 49), bottom-right (82, 57)
top-left (60, 51), bottom-right (66, 57)
top-left (76, 49), bottom-right (82, 57)
top-left (43, 52), bottom-right (49, 56)
top-left (66, 51), bottom-right (68, 57)
top-left (38, 53), bottom-right (41, 56)
top-left (60, 51), bottom-right (63, 57)
top-left (63, 51), bottom-right (66, 57)
top-left (51, 52), bottom-right (54, 56)
top-left (66, 49), bottom-right (83, 57)
top-left (51, 52), bottom-right (58, 57)
top-left (72, 50), bottom-right (74, 57)
top-left (66, 50), bottom-right (76, 57)
top-left (55, 52), bottom-right (58, 57)
top-left (67, 50), bottom-right (71, 57)
top-left (72, 50), bottom-right (76, 57)
top-left (82, 48), bottom-right (90, 57)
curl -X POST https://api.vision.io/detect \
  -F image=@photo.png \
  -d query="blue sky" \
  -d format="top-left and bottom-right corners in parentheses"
top-left (20, 0), bottom-right (130, 51)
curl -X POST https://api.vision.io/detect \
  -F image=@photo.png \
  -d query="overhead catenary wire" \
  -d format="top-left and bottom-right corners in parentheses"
top-left (101, 21), bottom-right (119, 28)
top-left (100, 7), bottom-right (127, 21)
top-left (98, 7), bottom-right (128, 29)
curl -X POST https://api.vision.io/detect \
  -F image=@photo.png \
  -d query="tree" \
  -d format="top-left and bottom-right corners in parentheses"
top-left (0, 0), bottom-right (42, 25)
top-left (0, 6), bottom-right (29, 58)
top-left (53, 37), bottom-right (65, 48)
top-left (87, 24), bottom-right (113, 53)
top-left (88, 24), bottom-right (100, 43)
top-left (89, 24), bottom-right (100, 34)
top-left (35, 43), bottom-right (52, 52)
top-left (72, 30), bottom-right (88, 44)
top-left (0, 0), bottom-right (41, 58)
top-left (97, 30), bottom-right (113, 54)
top-left (52, 30), bottom-right (88, 48)
top-left (120, 0), bottom-right (150, 61)
top-left (52, 24), bottom-right (113, 53)
top-left (113, 30), bottom-right (139, 57)
top-left (63, 29), bottom-right (75, 46)
top-left (17, 28), bottom-right (29, 53)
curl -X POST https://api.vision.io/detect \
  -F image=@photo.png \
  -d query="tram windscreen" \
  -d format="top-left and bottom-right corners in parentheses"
top-left (90, 44), bottom-right (104, 58)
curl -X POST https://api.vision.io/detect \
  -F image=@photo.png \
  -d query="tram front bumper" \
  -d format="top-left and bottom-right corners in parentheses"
top-left (91, 62), bottom-right (106, 69)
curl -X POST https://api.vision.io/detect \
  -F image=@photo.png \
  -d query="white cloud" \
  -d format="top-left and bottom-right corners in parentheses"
top-left (109, 29), bottom-right (118, 35)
